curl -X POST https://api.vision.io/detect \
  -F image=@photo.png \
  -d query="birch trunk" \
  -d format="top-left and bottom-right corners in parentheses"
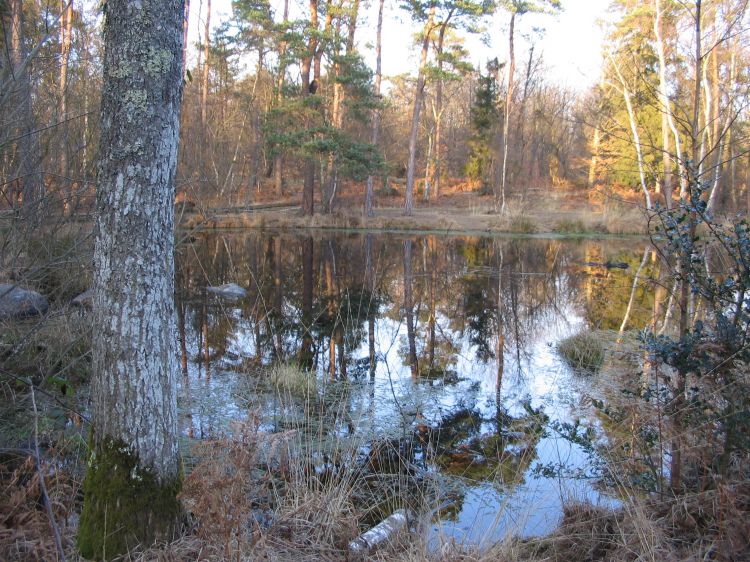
top-left (78, 0), bottom-right (184, 556)
top-left (405, 5), bottom-right (435, 216)
top-left (608, 53), bottom-right (653, 210)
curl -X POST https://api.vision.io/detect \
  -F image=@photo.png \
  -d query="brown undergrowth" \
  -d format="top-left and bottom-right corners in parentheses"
top-left (2, 430), bottom-right (749, 561)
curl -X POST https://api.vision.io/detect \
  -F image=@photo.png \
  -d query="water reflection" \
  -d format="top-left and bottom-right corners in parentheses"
top-left (175, 231), bottom-right (656, 543)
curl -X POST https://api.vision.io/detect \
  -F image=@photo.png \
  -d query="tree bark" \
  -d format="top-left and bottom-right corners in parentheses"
top-left (405, 5), bottom-right (435, 216)
top-left (364, 0), bottom-right (384, 217)
top-left (78, 0), bottom-right (185, 556)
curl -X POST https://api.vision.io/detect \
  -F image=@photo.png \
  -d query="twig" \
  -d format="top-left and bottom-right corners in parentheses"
top-left (30, 384), bottom-right (67, 562)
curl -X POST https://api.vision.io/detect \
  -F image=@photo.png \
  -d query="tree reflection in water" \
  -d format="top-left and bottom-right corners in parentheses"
top-left (176, 231), bottom-right (655, 541)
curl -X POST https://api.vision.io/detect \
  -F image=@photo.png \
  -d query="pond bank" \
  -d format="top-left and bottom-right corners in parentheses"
top-left (177, 200), bottom-right (649, 237)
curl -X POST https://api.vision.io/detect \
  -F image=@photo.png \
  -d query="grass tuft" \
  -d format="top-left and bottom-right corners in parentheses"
top-left (508, 215), bottom-right (537, 234)
top-left (557, 330), bottom-right (606, 373)
top-left (272, 363), bottom-right (317, 396)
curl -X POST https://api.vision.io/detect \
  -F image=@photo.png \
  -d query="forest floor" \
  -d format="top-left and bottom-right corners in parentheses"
top-left (178, 182), bottom-right (650, 236)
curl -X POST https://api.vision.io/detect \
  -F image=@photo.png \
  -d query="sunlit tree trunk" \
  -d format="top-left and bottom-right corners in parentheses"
top-left (59, 0), bottom-right (74, 213)
top-left (273, 0), bottom-right (290, 197)
top-left (430, 19), bottom-right (450, 200)
top-left (301, 0), bottom-right (319, 216)
top-left (182, 0), bottom-right (190, 71)
top-left (498, 12), bottom-right (516, 214)
top-left (78, 0), bottom-right (185, 556)
top-left (364, 0), bottom-right (384, 217)
top-left (201, 0), bottom-right (211, 126)
top-left (654, 0), bottom-right (684, 207)
top-left (405, 5), bottom-right (435, 216)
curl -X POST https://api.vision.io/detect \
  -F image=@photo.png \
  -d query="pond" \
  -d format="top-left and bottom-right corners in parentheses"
top-left (175, 230), bottom-right (657, 547)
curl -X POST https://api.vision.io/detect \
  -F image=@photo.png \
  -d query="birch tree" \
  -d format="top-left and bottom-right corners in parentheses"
top-left (77, 0), bottom-right (185, 556)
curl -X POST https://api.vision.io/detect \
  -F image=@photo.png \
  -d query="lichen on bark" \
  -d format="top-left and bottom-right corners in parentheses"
top-left (78, 436), bottom-right (182, 560)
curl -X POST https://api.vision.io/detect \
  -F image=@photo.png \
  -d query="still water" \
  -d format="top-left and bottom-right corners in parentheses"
top-left (175, 230), bottom-right (655, 546)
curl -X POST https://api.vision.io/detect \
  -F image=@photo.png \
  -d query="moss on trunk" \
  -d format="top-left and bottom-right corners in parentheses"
top-left (78, 436), bottom-right (181, 560)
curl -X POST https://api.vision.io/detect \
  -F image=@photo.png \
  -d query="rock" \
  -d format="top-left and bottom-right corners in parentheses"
top-left (71, 289), bottom-right (94, 309)
top-left (0, 284), bottom-right (49, 320)
top-left (206, 283), bottom-right (247, 299)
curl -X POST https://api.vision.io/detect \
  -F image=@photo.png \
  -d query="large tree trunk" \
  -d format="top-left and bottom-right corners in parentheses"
top-left (405, 5), bottom-right (435, 216)
top-left (364, 0), bottom-right (384, 217)
top-left (78, 0), bottom-right (185, 556)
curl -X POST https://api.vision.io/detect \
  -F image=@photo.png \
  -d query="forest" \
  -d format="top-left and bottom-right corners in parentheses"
top-left (1, 0), bottom-right (750, 560)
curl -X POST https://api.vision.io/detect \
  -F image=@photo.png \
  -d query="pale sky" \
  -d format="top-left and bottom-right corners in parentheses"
top-left (186, 0), bottom-right (610, 91)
